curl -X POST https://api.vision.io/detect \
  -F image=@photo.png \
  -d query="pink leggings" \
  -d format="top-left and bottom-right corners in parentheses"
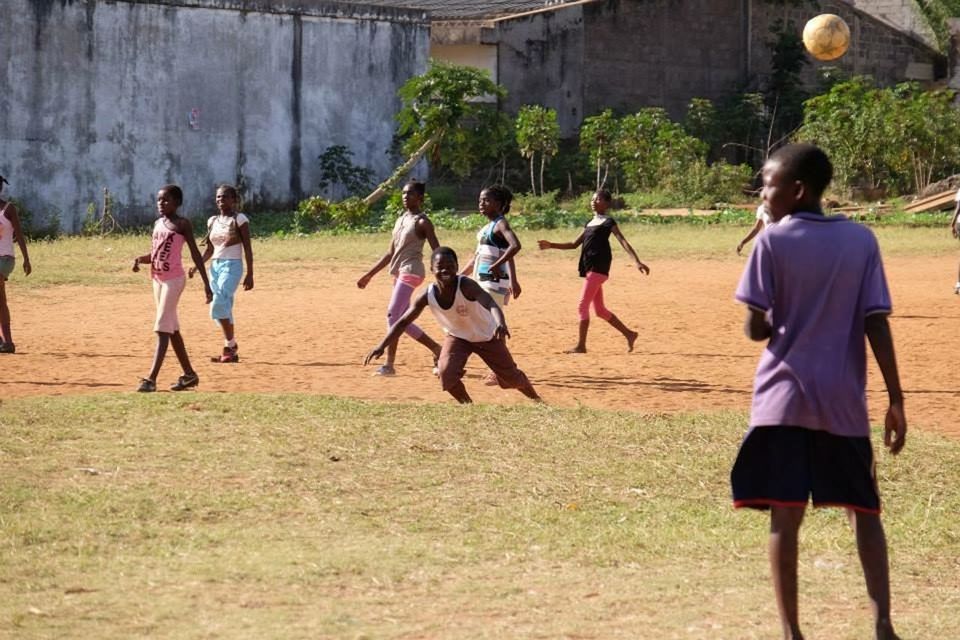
top-left (578, 271), bottom-right (613, 321)
top-left (387, 276), bottom-right (425, 339)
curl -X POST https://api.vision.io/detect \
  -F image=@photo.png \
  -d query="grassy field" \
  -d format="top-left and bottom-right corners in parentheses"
top-left (3, 222), bottom-right (959, 638)
top-left (17, 223), bottom-right (959, 289)
top-left (2, 394), bottom-right (958, 639)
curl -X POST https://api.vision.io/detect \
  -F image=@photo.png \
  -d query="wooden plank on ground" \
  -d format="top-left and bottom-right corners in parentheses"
top-left (905, 189), bottom-right (956, 212)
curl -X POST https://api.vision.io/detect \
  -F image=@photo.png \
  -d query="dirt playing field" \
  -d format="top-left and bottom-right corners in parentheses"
top-left (3, 249), bottom-right (959, 440)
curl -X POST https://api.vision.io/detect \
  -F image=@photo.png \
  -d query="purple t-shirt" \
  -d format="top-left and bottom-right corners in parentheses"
top-left (735, 212), bottom-right (892, 437)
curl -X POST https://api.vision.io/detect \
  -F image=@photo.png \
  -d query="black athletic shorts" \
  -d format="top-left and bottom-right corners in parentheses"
top-left (731, 425), bottom-right (881, 513)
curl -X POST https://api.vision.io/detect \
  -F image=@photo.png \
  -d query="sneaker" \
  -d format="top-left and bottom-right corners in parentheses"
top-left (954, 281), bottom-right (960, 295)
top-left (482, 372), bottom-right (500, 386)
top-left (212, 345), bottom-right (239, 363)
top-left (373, 364), bottom-right (396, 377)
top-left (137, 378), bottom-right (156, 393)
top-left (170, 372), bottom-right (200, 391)
top-left (0, 342), bottom-right (15, 354)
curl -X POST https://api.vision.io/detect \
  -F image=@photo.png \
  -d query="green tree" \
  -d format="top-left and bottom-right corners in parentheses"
top-left (515, 105), bottom-right (560, 196)
top-left (798, 77), bottom-right (960, 195)
top-left (317, 145), bottom-right (374, 199)
top-left (364, 60), bottom-right (505, 206)
top-left (617, 108), bottom-right (707, 191)
top-left (886, 82), bottom-right (960, 193)
top-left (579, 109), bottom-right (621, 190)
top-left (436, 106), bottom-right (515, 183)
top-left (798, 77), bottom-right (892, 191)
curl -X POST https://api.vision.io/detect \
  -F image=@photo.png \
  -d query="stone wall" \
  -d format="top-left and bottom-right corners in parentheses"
top-left (0, 0), bottom-right (428, 230)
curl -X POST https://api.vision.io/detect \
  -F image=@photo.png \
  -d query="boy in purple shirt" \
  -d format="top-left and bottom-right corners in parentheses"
top-left (732, 144), bottom-right (906, 640)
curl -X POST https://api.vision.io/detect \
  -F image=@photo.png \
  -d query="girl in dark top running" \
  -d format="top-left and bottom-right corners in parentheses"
top-left (537, 189), bottom-right (649, 354)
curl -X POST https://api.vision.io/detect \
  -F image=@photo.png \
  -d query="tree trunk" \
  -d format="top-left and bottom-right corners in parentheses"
top-left (363, 133), bottom-right (442, 207)
top-left (529, 154), bottom-right (537, 196)
top-left (539, 154), bottom-right (546, 196)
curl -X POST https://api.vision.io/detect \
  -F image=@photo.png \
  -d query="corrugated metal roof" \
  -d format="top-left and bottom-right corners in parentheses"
top-left (350, 0), bottom-right (580, 20)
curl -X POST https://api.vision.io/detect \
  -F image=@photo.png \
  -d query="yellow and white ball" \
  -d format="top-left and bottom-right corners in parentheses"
top-left (802, 14), bottom-right (850, 61)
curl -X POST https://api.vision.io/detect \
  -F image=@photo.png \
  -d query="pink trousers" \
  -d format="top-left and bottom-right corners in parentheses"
top-left (577, 271), bottom-right (613, 321)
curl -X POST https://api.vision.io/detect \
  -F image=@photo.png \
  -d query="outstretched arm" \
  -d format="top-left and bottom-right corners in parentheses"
top-left (358, 237), bottom-right (395, 289)
top-left (365, 292), bottom-right (430, 364)
top-left (865, 313), bottom-right (906, 454)
top-left (612, 224), bottom-right (649, 274)
top-left (538, 230), bottom-right (584, 251)
top-left (737, 219), bottom-right (764, 255)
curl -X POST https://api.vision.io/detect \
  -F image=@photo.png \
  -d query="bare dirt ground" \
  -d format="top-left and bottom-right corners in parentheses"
top-left (3, 252), bottom-right (958, 439)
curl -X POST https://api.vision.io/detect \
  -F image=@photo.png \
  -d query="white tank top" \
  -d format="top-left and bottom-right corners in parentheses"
top-left (0, 203), bottom-right (15, 257)
top-left (427, 277), bottom-right (498, 343)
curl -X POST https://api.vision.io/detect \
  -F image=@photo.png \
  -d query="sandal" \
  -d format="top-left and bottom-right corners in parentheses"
top-left (137, 378), bottom-right (156, 393)
top-left (170, 372), bottom-right (200, 391)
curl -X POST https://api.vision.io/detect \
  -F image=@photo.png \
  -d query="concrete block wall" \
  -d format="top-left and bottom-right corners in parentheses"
top-left (580, 0), bottom-right (747, 123)
top-left (847, 0), bottom-right (937, 49)
top-left (0, 0), bottom-right (429, 230)
top-left (749, 1), bottom-right (942, 87)
top-left (496, 6), bottom-right (587, 136)
top-left (488, 0), bottom-right (942, 139)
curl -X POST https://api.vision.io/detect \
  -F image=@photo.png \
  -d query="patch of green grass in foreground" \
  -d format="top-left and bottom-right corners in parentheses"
top-left (1, 395), bottom-right (957, 639)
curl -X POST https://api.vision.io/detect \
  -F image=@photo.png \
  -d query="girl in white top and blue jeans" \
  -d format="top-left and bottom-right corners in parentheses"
top-left (191, 185), bottom-right (254, 363)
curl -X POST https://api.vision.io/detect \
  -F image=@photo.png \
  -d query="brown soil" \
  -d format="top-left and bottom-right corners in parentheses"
top-left (3, 253), bottom-right (958, 439)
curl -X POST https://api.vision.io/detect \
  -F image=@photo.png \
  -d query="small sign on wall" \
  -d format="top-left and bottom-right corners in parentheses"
top-left (188, 108), bottom-right (201, 130)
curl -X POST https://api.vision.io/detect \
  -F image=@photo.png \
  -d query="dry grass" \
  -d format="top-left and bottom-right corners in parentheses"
top-left (17, 224), bottom-right (957, 289)
top-left (1, 394), bottom-right (957, 639)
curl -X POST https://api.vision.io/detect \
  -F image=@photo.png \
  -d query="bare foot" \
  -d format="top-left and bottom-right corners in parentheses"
top-left (626, 330), bottom-right (638, 352)
top-left (564, 346), bottom-right (586, 354)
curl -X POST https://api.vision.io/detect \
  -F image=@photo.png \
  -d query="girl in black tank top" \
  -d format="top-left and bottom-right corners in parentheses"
top-left (537, 189), bottom-right (650, 354)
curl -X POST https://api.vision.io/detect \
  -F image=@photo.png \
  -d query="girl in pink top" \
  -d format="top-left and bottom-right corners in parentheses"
top-left (0, 175), bottom-right (32, 354)
top-left (132, 185), bottom-right (212, 392)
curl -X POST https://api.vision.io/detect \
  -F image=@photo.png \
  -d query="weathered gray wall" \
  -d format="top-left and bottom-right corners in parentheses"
top-left (496, 7), bottom-right (586, 136)
top-left (489, 0), bottom-right (943, 135)
top-left (1, 0), bottom-right (429, 230)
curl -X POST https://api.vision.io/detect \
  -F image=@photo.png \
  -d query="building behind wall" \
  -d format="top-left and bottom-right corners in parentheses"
top-left (0, 0), bottom-right (429, 231)
top-left (387, 0), bottom-right (945, 136)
